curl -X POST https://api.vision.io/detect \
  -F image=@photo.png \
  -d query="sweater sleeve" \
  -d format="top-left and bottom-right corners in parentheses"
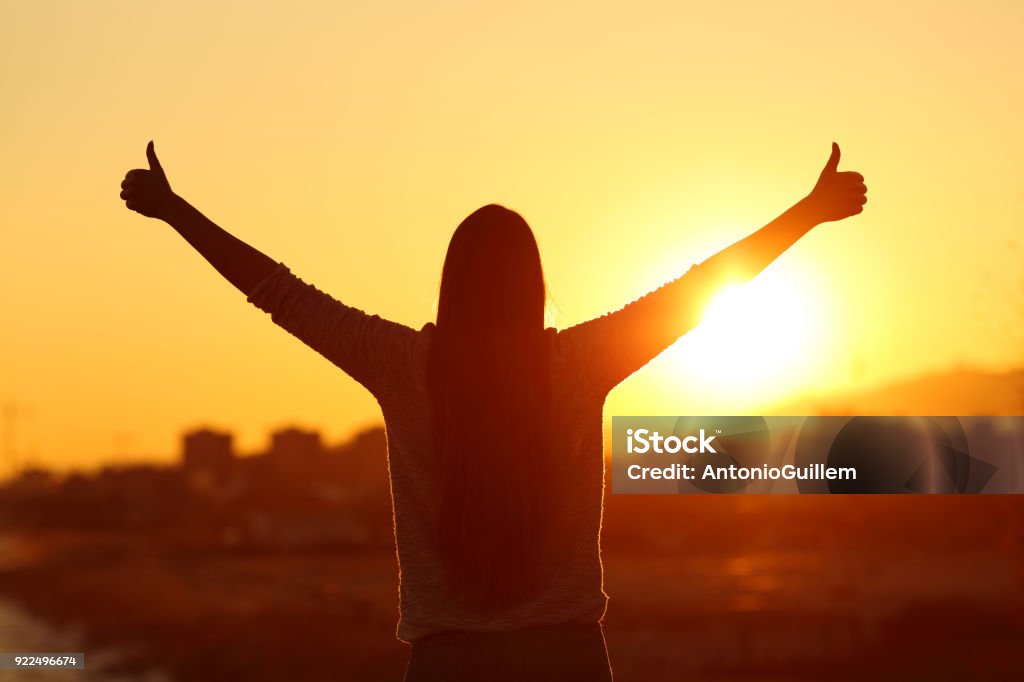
top-left (247, 263), bottom-right (419, 400)
top-left (554, 260), bottom-right (718, 397)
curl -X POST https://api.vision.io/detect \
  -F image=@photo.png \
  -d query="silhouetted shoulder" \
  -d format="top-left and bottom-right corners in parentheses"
top-left (248, 263), bottom-right (421, 399)
top-left (554, 262), bottom-right (712, 397)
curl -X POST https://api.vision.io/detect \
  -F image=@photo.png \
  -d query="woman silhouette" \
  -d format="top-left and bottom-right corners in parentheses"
top-left (120, 142), bottom-right (866, 681)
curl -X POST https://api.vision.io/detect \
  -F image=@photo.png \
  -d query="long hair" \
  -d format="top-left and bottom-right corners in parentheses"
top-left (427, 204), bottom-right (554, 611)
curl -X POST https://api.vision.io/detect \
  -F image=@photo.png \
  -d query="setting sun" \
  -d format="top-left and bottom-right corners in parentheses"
top-left (667, 267), bottom-right (827, 407)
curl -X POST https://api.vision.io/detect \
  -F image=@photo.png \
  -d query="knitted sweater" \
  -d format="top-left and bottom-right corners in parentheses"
top-left (247, 261), bottom-right (708, 641)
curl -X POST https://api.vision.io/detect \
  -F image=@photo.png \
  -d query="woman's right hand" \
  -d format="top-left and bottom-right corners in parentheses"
top-left (120, 141), bottom-right (177, 220)
top-left (803, 142), bottom-right (867, 224)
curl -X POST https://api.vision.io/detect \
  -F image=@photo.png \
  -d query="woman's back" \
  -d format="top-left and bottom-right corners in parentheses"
top-left (388, 325), bottom-right (609, 641)
top-left (247, 265), bottom-right (631, 641)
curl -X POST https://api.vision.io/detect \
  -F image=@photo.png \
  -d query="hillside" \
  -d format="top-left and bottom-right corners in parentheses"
top-left (778, 368), bottom-right (1024, 416)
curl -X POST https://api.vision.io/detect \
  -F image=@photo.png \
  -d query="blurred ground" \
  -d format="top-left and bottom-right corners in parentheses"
top-left (1, 495), bottom-right (1021, 681)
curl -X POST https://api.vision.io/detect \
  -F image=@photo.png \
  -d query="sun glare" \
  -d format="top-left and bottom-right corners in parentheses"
top-left (665, 268), bottom-right (824, 408)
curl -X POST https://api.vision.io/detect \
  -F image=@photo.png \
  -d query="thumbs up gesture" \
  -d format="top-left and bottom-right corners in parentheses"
top-left (804, 143), bottom-right (867, 223)
top-left (120, 141), bottom-right (177, 220)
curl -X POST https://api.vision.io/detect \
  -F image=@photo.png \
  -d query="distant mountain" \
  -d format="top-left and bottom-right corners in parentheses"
top-left (777, 368), bottom-right (1024, 416)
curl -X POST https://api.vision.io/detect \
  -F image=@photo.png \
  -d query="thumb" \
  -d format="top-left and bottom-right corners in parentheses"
top-left (821, 142), bottom-right (840, 176)
top-left (146, 140), bottom-right (165, 176)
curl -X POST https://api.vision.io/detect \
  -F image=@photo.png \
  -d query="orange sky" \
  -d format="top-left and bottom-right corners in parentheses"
top-left (1, 2), bottom-right (1022, 475)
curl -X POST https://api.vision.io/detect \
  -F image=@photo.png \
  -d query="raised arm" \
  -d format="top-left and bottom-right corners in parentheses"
top-left (120, 141), bottom-right (277, 295)
top-left (698, 143), bottom-right (865, 286)
top-left (119, 141), bottom-right (420, 400)
top-left (559, 143), bottom-right (867, 394)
